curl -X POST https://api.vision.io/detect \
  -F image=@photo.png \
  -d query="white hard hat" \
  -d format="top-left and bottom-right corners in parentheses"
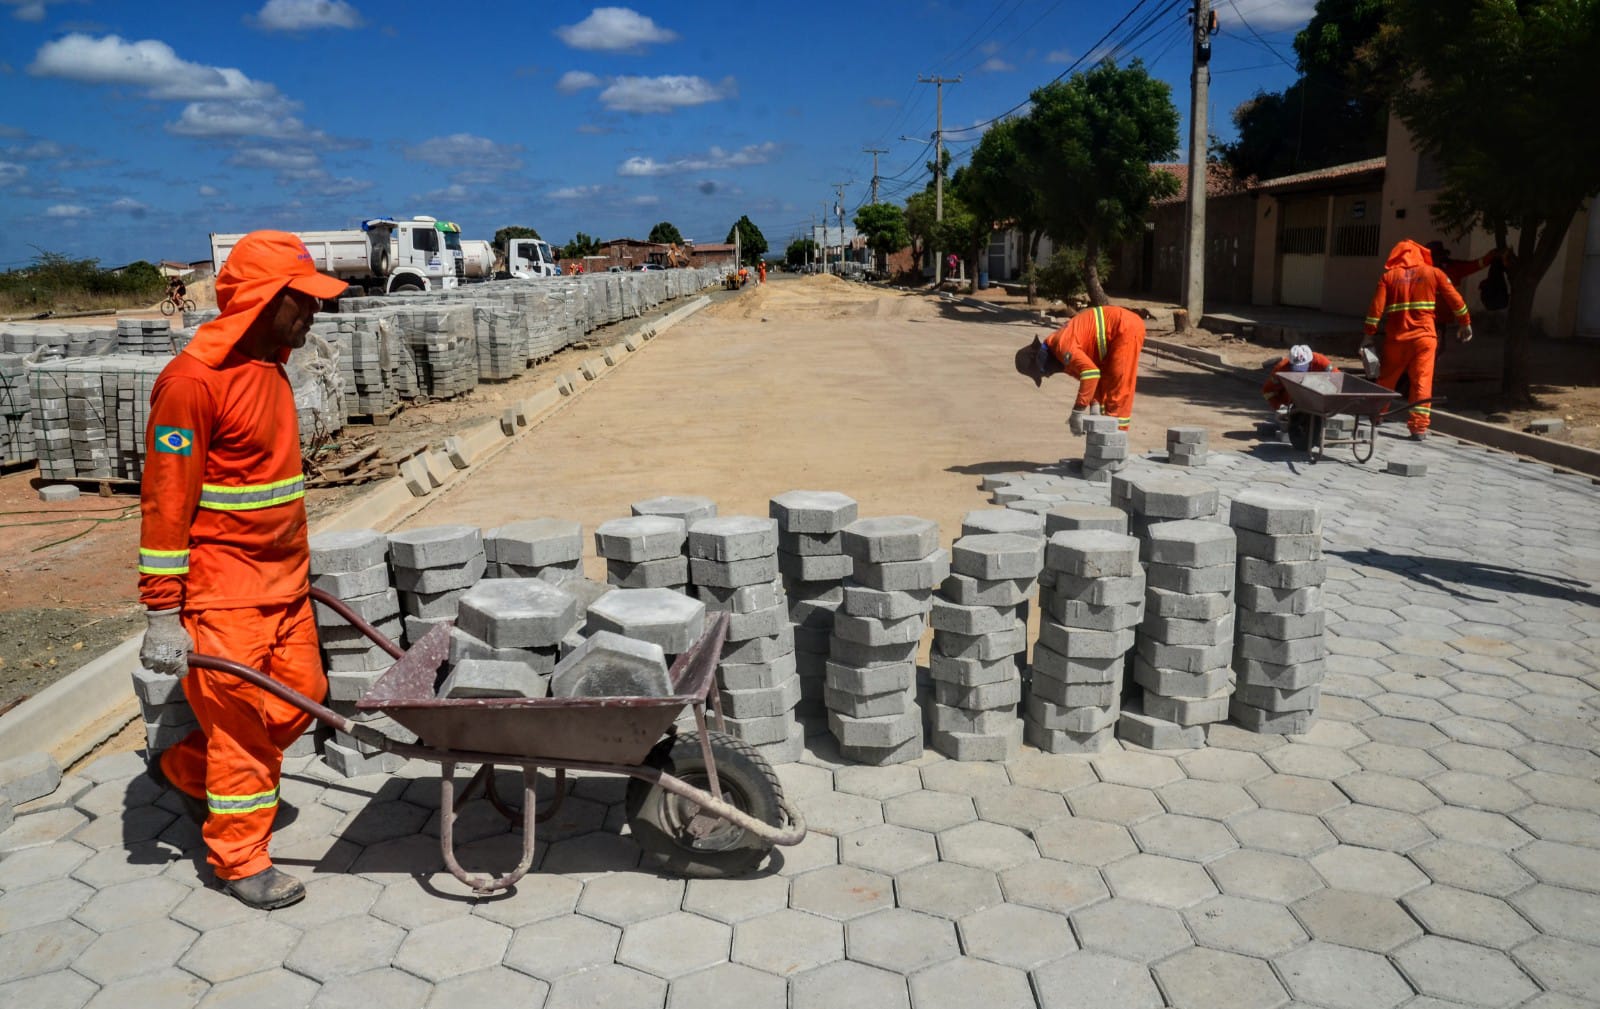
top-left (1288, 345), bottom-right (1314, 371)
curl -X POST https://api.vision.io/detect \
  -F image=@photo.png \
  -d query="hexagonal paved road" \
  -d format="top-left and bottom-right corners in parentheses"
top-left (1, 433), bottom-right (1596, 1008)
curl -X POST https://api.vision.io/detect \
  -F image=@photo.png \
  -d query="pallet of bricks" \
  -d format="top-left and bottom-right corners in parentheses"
top-left (308, 312), bottom-right (411, 422)
top-left (0, 322), bottom-right (114, 357)
top-left (382, 304), bottom-right (479, 400)
top-left (29, 356), bottom-right (162, 482)
top-left (0, 353), bottom-right (34, 468)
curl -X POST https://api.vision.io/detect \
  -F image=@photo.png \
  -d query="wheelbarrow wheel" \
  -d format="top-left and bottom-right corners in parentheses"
top-left (1287, 412), bottom-right (1321, 455)
top-left (625, 730), bottom-right (783, 878)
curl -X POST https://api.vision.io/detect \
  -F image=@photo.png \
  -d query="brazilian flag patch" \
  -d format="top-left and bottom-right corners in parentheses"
top-left (154, 426), bottom-right (193, 456)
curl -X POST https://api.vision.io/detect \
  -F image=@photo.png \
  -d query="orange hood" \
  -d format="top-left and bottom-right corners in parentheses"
top-left (183, 230), bottom-right (349, 368)
top-left (1385, 239), bottom-right (1434, 271)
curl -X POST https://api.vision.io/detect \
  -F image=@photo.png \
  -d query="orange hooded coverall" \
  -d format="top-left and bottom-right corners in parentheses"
top-left (141, 255), bottom-right (323, 882)
top-left (1042, 305), bottom-right (1147, 430)
top-left (1262, 352), bottom-right (1338, 410)
top-left (1363, 240), bottom-right (1470, 435)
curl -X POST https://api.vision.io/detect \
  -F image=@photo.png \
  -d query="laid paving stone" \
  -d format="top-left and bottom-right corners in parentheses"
top-left (615, 911), bottom-right (732, 980)
top-left (77, 967), bottom-right (205, 1009)
top-left (843, 907), bottom-right (958, 973)
top-left (1154, 945), bottom-right (1289, 1009)
top-left (1394, 935), bottom-right (1540, 1007)
top-left (909, 957), bottom-right (1036, 1009)
top-left (729, 909), bottom-right (844, 976)
top-left (392, 916), bottom-right (511, 983)
top-left (193, 967), bottom-right (318, 1009)
top-left (1032, 815), bottom-right (1138, 866)
top-left (1274, 941), bottom-right (1414, 1009)
top-left (1032, 951), bottom-right (1164, 1009)
top-left (1291, 888), bottom-right (1422, 952)
top-left (1183, 894), bottom-right (1306, 957)
top-left (543, 964), bottom-right (665, 1009)
top-left (1071, 897), bottom-right (1192, 962)
top-left (894, 861), bottom-right (1003, 919)
top-left (1208, 849), bottom-right (1326, 903)
top-left (313, 967), bottom-right (431, 1009)
top-left (790, 960), bottom-right (909, 1009)
top-left (1511, 934), bottom-right (1600, 998)
top-left (1403, 884), bottom-right (1537, 949)
top-left (1507, 884), bottom-right (1600, 944)
top-left (1311, 844), bottom-right (1430, 898)
top-left (176, 918), bottom-right (295, 984)
top-left (959, 901), bottom-right (1079, 968)
top-left (838, 823), bottom-right (939, 875)
top-left (665, 962), bottom-right (785, 1009)
top-left (788, 864), bottom-right (893, 921)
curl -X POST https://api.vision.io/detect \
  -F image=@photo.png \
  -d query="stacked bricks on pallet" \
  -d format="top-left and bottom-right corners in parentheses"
top-left (771, 490), bottom-right (859, 722)
top-left (385, 304), bottom-right (479, 400)
top-left (929, 530), bottom-right (1043, 761)
top-left (1080, 415), bottom-right (1127, 482)
top-left (0, 323), bottom-right (113, 356)
top-left (1166, 426), bottom-right (1208, 467)
top-left (689, 516), bottom-right (803, 763)
top-left (469, 304), bottom-right (530, 380)
top-left (309, 529), bottom-right (405, 774)
top-left (827, 517), bottom-right (949, 765)
top-left (633, 495), bottom-right (718, 595)
top-left (28, 357), bottom-right (162, 482)
top-left (1121, 520), bottom-right (1238, 749)
top-left (284, 335), bottom-right (345, 448)
top-left (1027, 530), bottom-right (1144, 753)
top-left (1228, 491), bottom-right (1327, 733)
top-left (309, 313), bottom-right (409, 420)
top-left (596, 514), bottom-right (689, 592)
top-left (115, 318), bottom-right (177, 356)
top-left (0, 354), bottom-right (34, 466)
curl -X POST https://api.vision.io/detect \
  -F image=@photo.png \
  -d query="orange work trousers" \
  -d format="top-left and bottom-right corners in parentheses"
top-left (1376, 336), bottom-right (1436, 434)
top-left (160, 596), bottom-right (324, 881)
top-left (1094, 327), bottom-right (1147, 430)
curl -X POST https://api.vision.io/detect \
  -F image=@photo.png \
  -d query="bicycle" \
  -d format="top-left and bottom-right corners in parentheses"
top-left (160, 293), bottom-right (197, 317)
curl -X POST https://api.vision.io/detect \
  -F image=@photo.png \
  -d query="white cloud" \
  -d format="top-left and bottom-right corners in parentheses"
top-left (980, 57), bottom-right (1014, 73)
top-left (1045, 49), bottom-right (1072, 64)
top-left (3, 138), bottom-right (63, 160)
top-left (198, 184), bottom-right (219, 196)
top-left (617, 141), bottom-right (777, 176)
top-left (548, 185), bottom-right (604, 200)
top-left (576, 123), bottom-right (613, 135)
top-left (0, 161), bottom-right (25, 186)
top-left (980, 41), bottom-right (1002, 57)
top-left (556, 70), bottom-right (601, 94)
top-left (226, 146), bottom-right (319, 173)
top-left (167, 97), bottom-right (327, 141)
top-left (45, 203), bottom-right (88, 217)
top-left (556, 7), bottom-right (676, 52)
top-left (30, 34), bottom-right (276, 101)
top-left (1232, 0), bottom-right (1316, 30)
top-left (254, 0), bottom-right (363, 31)
top-left (419, 182), bottom-right (470, 203)
top-left (403, 132), bottom-right (523, 171)
top-left (300, 174), bottom-right (371, 197)
top-left (4, 0), bottom-right (70, 22)
top-left (109, 196), bottom-right (147, 217)
top-left (629, 194), bottom-right (659, 206)
top-left (599, 75), bottom-right (731, 113)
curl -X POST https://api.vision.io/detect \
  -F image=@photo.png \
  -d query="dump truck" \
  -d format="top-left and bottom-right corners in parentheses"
top-left (210, 216), bottom-right (462, 295)
top-left (503, 237), bottom-right (560, 279)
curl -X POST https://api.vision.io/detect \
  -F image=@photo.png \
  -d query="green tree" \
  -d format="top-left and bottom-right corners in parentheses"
top-left (647, 221), bottom-right (684, 245)
top-left (959, 118), bottom-right (1046, 299)
top-left (1380, 0), bottom-right (1600, 404)
top-left (853, 203), bottom-right (910, 273)
top-left (492, 225), bottom-right (541, 253)
top-left (785, 237), bottom-right (817, 267)
top-left (560, 232), bottom-right (601, 260)
top-left (1220, 0), bottom-right (1392, 180)
top-left (903, 190), bottom-right (939, 273)
top-left (724, 216), bottom-right (768, 265)
top-left (1014, 59), bottom-right (1180, 304)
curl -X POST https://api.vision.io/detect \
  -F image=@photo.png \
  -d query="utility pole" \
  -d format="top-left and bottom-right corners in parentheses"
top-left (809, 212), bottom-right (815, 272)
top-left (862, 148), bottom-right (887, 205)
top-left (919, 74), bottom-right (960, 286)
top-left (1183, 1), bottom-right (1214, 330)
top-left (833, 183), bottom-right (849, 268)
top-left (821, 202), bottom-right (830, 274)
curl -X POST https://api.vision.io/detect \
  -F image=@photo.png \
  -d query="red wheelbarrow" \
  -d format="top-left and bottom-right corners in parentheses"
top-left (1273, 370), bottom-right (1443, 464)
top-left (189, 587), bottom-right (807, 894)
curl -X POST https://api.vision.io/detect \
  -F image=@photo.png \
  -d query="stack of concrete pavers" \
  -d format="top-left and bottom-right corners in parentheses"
top-left (131, 664), bottom-right (200, 759)
top-left (689, 515), bottom-right (803, 762)
top-left (28, 357), bottom-right (163, 482)
top-left (1121, 520), bottom-right (1238, 749)
top-left (1027, 529), bottom-right (1143, 754)
top-left (469, 305), bottom-right (530, 380)
top-left (385, 304), bottom-right (479, 400)
top-left (771, 490), bottom-right (858, 721)
top-left (596, 515), bottom-right (689, 591)
top-left (929, 531), bottom-right (1043, 761)
top-left (388, 525), bottom-right (487, 648)
top-left (310, 312), bottom-right (404, 420)
top-left (1229, 490), bottom-right (1327, 733)
top-left (115, 318), bottom-right (173, 356)
top-left (0, 354), bottom-right (34, 466)
top-left (485, 519), bottom-right (583, 579)
top-left (586, 588), bottom-right (706, 671)
top-left (826, 516), bottom-right (948, 765)
top-left (444, 578), bottom-right (580, 698)
top-left (958, 509), bottom-right (1047, 670)
top-left (632, 495), bottom-right (718, 594)
top-left (309, 529), bottom-right (407, 776)
top-left (1118, 473), bottom-right (1220, 542)
top-left (1166, 426), bottom-right (1208, 467)
top-left (1080, 415), bottom-right (1127, 482)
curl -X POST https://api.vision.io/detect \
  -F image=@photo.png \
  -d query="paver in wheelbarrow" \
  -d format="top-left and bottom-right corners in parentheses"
top-left (1272, 370), bottom-right (1441, 464)
top-left (187, 587), bottom-right (806, 895)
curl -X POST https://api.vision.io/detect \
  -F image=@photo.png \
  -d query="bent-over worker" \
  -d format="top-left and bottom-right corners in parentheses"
top-left (1014, 304), bottom-right (1147, 433)
top-left (1363, 239), bottom-right (1472, 440)
top-left (139, 230), bottom-right (348, 910)
top-left (1262, 344), bottom-right (1339, 411)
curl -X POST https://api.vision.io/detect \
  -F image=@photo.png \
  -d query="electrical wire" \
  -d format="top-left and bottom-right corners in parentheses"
top-left (1225, 0), bottom-right (1298, 72)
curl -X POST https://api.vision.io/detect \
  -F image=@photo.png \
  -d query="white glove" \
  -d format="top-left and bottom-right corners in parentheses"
top-left (1068, 410), bottom-right (1086, 435)
top-left (140, 608), bottom-right (192, 677)
top-left (1458, 324), bottom-right (1473, 343)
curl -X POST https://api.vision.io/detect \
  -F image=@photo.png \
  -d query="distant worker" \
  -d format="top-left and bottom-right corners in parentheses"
top-left (739, 265), bottom-right (749, 287)
top-left (946, 252), bottom-right (959, 281)
top-left (758, 261), bottom-right (766, 284)
top-left (1425, 241), bottom-right (1506, 287)
top-left (138, 231), bottom-right (349, 910)
top-left (1363, 239), bottom-right (1472, 440)
top-left (1262, 344), bottom-right (1339, 411)
top-left (1014, 304), bottom-right (1147, 433)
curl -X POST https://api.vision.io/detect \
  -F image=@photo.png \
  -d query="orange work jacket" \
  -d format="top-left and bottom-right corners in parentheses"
top-left (1364, 240), bottom-right (1470, 342)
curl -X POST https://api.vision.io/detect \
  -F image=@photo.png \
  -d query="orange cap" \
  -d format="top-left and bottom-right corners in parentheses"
top-left (188, 231), bottom-right (349, 367)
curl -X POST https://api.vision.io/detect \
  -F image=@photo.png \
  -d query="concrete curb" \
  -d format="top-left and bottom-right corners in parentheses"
top-left (0, 294), bottom-right (716, 766)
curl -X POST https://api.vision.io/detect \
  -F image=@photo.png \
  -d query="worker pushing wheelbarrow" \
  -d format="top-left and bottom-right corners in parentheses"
top-left (190, 591), bottom-right (807, 894)
top-left (1272, 370), bottom-right (1442, 464)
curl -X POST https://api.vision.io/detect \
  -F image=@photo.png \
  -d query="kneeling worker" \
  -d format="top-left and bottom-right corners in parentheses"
top-left (139, 231), bottom-right (350, 910)
top-left (1262, 344), bottom-right (1339, 412)
top-left (1014, 304), bottom-right (1147, 433)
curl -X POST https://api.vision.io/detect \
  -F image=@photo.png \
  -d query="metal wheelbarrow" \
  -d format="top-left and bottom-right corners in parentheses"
top-left (189, 587), bottom-right (807, 894)
top-left (1273, 371), bottom-right (1442, 464)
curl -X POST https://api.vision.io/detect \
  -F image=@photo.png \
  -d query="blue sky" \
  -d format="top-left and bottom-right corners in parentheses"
top-left (0, 0), bottom-right (1314, 269)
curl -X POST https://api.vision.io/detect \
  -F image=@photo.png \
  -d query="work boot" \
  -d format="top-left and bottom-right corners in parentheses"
top-left (1409, 430), bottom-right (1428, 442)
top-left (224, 867), bottom-right (305, 910)
top-left (146, 754), bottom-right (209, 825)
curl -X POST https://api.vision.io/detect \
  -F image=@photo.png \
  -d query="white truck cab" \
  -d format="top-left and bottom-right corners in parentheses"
top-left (505, 237), bottom-right (560, 278)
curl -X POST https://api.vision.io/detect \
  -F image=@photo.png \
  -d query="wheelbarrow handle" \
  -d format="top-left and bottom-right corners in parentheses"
top-left (1378, 395), bottom-right (1446, 421)
top-left (186, 652), bottom-right (390, 752)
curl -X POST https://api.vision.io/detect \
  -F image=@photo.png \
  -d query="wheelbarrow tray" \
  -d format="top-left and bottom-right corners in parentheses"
top-left (354, 621), bottom-right (719, 766)
top-left (1276, 370), bottom-right (1399, 418)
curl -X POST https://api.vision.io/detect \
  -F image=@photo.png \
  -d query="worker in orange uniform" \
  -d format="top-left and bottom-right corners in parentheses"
top-left (758, 261), bottom-right (766, 284)
top-left (1014, 304), bottom-right (1147, 432)
top-left (138, 231), bottom-right (349, 910)
top-left (1363, 239), bottom-right (1472, 440)
top-left (1262, 344), bottom-right (1339, 411)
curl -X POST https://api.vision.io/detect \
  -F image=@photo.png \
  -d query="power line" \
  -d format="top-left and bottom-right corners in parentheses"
top-left (1225, 0), bottom-right (1298, 72)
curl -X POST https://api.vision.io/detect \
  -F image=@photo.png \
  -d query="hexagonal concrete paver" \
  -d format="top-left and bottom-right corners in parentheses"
top-left (76, 966), bottom-right (205, 1009)
top-left (502, 914), bottom-right (621, 980)
top-left (1184, 895), bottom-right (1306, 957)
top-left (998, 857), bottom-right (1108, 915)
top-left (1394, 935), bottom-right (1540, 1008)
top-left (788, 864), bottom-right (893, 921)
top-left (1410, 839), bottom-right (1536, 897)
top-left (1291, 889), bottom-right (1422, 952)
top-left (1228, 809), bottom-right (1337, 857)
top-left (312, 966), bottom-right (430, 1009)
top-left (191, 966), bottom-right (317, 1009)
top-left (1156, 778), bottom-right (1256, 820)
top-left (1072, 898), bottom-right (1193, 963)
top-left (936, 820), bottom-right (1038, 871)
top-left (894, 861), bottom-right (1003, 919)
top-left (615, 910), bottom-right (732, 980)
top-left (574, 871), bottom-right (685, 925)
top-left (1004, 752), bottom-right (1098, 793)
top-left (284, 914), bottom-right (405, 982)
top-left (882, 790), bottom-right (977, 833)
top-left (839, 823), bottom-right (939, 875)
top-left (920, 761), bottom-right (1010, 798)
top-left (70, 876), bottom-right (188, 933)
top-left (909, 956), bottom-right (1036, 1009)
top-left (665, 962), bottom-right (786, 1009)
top-left (1320, 803), bottom-right (1434, 852)
top-left (844, 907), bottom-right (958, 973)
top-left (1177, 748), bottom-right (1272, 783)
top-left (1246, 774), bottom-right (1348, 815)
top-left (1102, 852), bottom-right (1218, 908)
top-left (1275, 941), bottom-right (1414, 1009)
top-left (425, 966), bottom-right (549, 1009)
top-left (1066, 783), bottom-right (1165, 825)
top-left (177, 918), bottom-right (293, 984)
top-left (789, 960), bottom-right (909, 1009)
top-left (959, 902), bottom-right (1077, 969)
top-left (800, 790), bottom-right (885, 837)
top-left (1421, 806), bottom-right (1535, 851)
top-left (1207, 849), bottom-right (1325, 903)
top-left (1032, 816), bottom-right (1138, 866)
top-left (1033, 951), bottom-right (1163, 1009)
top-left (680, 874), bottom-right (790, 924)
top-left (1335, 771), bottom-right (1442, 813)
top-left (1310, 845), bottom-right (1428, 897)
top-left (1153, 946), bottom-right (1289, 1009)
top-left (1511, 839), bottom-right (1600, 892)
top-left (1130, 814), bottom-right (1238, 862)
top-left (1402, 885), bottom-right (1537, 950)
top-left (471, 873), bottom-right (583, 928)
top-left (833, 764), bottom-right (922, 800)
top-left (974, 785), bottom-right (1070, 831)
top-left (543, 964), bottom-right (666, 1009)
top-left (1511, 935), bottom-right (1600, 999)
top-left (393, 915), bottom-right (511, 983)
top-left (729, 909), bottom-right (842, 976)
top-left (1508, 884), bottom-right (1600, 944)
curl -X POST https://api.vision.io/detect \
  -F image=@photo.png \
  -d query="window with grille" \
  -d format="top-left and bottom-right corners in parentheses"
top-left (1281, 226), bottom-right (1326, 255)
top-left (1332, 224), bottom-right (1380, 257)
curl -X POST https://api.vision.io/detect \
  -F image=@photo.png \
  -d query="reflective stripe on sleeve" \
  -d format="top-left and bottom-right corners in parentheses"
top-left (1079, 369), bottom-right (1102, 380)
top-left (1453, 305), bottom-right (1469, 316)
top-left (1364, 316), bottom-right (1381, 326)
top-left (197, 475), bottom-right (306, 511)
top-left (207, 787), bottom-right (280, 815)
top-left (137, 548), bottom-right (190, 575)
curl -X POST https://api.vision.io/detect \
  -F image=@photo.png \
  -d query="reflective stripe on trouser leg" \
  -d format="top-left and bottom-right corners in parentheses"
top-left (1407, 338), bottom-right (1437, 433)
